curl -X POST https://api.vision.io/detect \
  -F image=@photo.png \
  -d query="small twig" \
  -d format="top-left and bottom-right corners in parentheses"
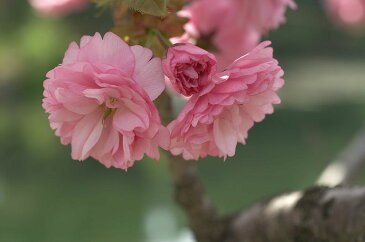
top-left (317, 128), bottom-right (365, 186)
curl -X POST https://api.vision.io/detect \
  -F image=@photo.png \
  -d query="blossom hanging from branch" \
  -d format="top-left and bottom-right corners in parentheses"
top-left (166, 42), bottom-right (284, 160)
top-left (162, 43), bottom-right (217, 97)
top-left (42, 0), bottom-right (287, 170)
top-left (42, 32), bottom-right (169, 170)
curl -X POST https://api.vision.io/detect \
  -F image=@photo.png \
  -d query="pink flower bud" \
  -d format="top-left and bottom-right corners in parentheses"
top-left (162, 44), bottom-right (217, 97)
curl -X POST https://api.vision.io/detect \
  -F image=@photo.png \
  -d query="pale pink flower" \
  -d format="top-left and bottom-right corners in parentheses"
top-left (324, 0), bottom-right (365, 27)
top-left (29, 0), bottom-right (88, 16)
top-left (177, 0), bottom-right (295, 68)
top-left (162, 44), bottom-right (217, 97)
top-left (42, 32), bottom-right (169, 170)
top-left (168, 41), bottom-right (284, 160)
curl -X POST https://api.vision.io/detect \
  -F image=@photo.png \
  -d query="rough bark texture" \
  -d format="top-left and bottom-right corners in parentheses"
top-left (228, 186), bottom-right (365, 242)
top-left (167, 154), bottom-right (229, 242)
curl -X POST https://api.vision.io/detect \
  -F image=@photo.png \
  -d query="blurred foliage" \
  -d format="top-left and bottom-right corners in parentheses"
top-left (0, 0), bottom-right (365, 241)
top-left (93, 0), bottom-right (169, 16)
top-left (125, 0), bottom-right (168, 16)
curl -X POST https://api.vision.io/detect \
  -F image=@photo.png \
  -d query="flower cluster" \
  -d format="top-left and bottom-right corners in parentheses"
top-left (43, 32), bottom-right (284, 169)
top-left (166, 42), bottom-right (284, 160)
top-left (174, 0), bottom-right (296, 68)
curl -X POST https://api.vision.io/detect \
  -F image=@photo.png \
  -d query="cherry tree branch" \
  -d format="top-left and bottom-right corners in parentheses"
top-left (158, 92), bottom-right (228, 242)
top-left (111, 2), bottom-right (365, 242)
top-left (167, 155), bottom-right (228, 242)
top-left (317, 128), bottom-right (365, 186)
top-left (226, 128), bottom-right (365, 241)
top-left (159, 92), bottom-right (365, 242)
top-left (227, 186), bottom-right (365, 242)
top-left (168, 179), bottom-right (365, 242)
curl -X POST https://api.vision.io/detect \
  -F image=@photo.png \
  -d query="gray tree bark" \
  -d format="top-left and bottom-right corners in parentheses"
top-left (228, 186), bottom-right (365, 242)
top-left (158, 92), bottom-right (365, 242)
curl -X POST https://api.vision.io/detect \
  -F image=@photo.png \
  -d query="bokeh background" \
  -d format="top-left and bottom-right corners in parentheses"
top-left (1, 0), bottom-right (365, 241)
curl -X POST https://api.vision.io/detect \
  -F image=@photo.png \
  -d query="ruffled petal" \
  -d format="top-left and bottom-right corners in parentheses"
top-left (131, 45), bottom-right (165, 100)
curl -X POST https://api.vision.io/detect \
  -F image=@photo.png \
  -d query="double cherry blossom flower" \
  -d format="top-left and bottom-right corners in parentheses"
top-left (43, 32), bottom-right (284, 169)
top-left (43, 33), bottom-right (169, 170)
top-left (164, 42), bottom-right (284, 160)
top-left (162, 44), bottom-right (217, 97)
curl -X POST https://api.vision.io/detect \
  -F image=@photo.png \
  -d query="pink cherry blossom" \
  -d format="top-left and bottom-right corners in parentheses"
top-left (29, 0), bottom-right (88, 16)
top-left (42, 32), bottom-right (169, 170)
top-left (324, 0), bottom-right (365, 27)
top-left (177, 0), bottom-right (295, 69)
top-left (168, 41), bottom-right (284, 160)
top-left (162, 44), bottom-right (217, 97)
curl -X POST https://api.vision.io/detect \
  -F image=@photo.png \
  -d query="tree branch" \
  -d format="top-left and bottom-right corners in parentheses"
top-left (158, 92), bottom-right (365, 242)
top-left (317, 128), bottom-right (365, 186)
top-left (157, 92), bottom-right (227, 242)
top-left (228, 186), bottom-right (365, 242)
top-left (111, 3), bottom-right (365, 242)
top-left (167, 154), bottom-right (228, 242)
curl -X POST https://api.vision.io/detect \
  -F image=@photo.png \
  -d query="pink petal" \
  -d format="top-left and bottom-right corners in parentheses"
top-left (78, 33), bottom-right (135, 76)
top-left (49, 108), bottom-right (81, 122)
top-left (131, 45), bottom-right (165, 100)
top-left (71, 109), bottom-right (104, 160)
top-left (91, 118), bottom-right (119, 158)
top-left (63, 42), bottom-right (80, 64)
top-left (213, 117), bottom-right (237, 157)
top-left (113, 108), bottom-right (146, 132)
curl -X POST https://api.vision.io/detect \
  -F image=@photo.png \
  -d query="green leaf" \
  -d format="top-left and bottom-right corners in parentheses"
top-left (125, 0), bottom-right (167, 16)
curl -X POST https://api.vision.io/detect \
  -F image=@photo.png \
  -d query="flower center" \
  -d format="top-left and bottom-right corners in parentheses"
top-left (102, 96), bottom-right (119, 121)
top-left (103, 106), bottom-right (116, 120)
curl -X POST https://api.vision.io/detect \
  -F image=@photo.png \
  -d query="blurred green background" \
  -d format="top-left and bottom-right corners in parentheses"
top-left (1, 0), bottom-right (365, 241)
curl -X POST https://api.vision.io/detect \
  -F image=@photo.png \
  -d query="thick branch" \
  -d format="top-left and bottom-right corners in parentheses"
top-left (158, 91), bottom-right (365, 242)
top-left (317, 128), bottom-right (365, 186)
top-left (167, 155), bottom-right (227, 242)
top-left (228, 186), bottom-right (365, 242)
top-left (157, 92), bottom-right (227, 242)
